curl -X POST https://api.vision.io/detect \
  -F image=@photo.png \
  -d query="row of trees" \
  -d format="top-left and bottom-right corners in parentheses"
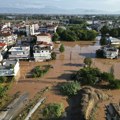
top-left (72, 66), bottom-right (120, 89)
top-left (100, 25), bottom-right (120, 45)
top-left (72, 57), bottom-right (120, 89)
top-left (52, 26), bottom-right (98, 42)
top-left (101, 25), bottom-right (120, 38)
top-left (69, 18), bottom-right (86, 25)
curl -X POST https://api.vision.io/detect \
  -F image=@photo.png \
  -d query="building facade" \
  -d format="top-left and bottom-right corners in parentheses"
top-left (33, 45), bottom-right (51, 62)
top-left (9, 46), bottom-right (30, 60)
top-left (0, 59), bottom-right (19, 77)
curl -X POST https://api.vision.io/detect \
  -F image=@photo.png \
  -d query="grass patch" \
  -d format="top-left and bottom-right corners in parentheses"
top-left (0, 77), bottom-right (15, 107)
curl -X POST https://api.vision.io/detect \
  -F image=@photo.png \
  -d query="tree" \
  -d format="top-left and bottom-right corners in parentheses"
top-left (74, 67), bottom-right (101, 85)
top-left (57, 24), bottom-right (97, 41)
top-left (52, 33), bottom-right (59, 42)
top-left (33, 66), bottom-right (42, 77)
top-left (32, 65), bottom-right (51, 78)
top-left (100, 25), bottom-right (109, 35)
top-left (100, 36), bottom-right (107, 45)
top-left (69, 18), bottom-right (86, 24)
top-left (87, 30), bottom-right (98, 41)
top-left (51, 52), bottom-right (57, 60)
top-left (84, 57), bottom-right (92, 68)
top-left (110, 28), bottom-right (119, 37)
top-left (43, 103), bottom-right (64, 120)
top-left (60, 30), bottom-right (77, 41)
top-left (56, 27), bottom-right (65, 36)
top-left (60, 81), bottom-right (81, 97)
top-left (59, 44), bottom-right (65, 53)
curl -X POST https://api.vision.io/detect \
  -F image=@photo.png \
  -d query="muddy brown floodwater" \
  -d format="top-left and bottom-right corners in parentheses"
top-left (8, 37), bottom-right (120, 120)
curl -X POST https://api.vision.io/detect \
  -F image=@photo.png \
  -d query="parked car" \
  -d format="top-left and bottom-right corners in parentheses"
top-left (102, 46), bottom-right (119, 59)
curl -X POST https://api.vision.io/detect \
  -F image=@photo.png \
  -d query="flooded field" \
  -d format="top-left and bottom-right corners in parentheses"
top-left (8, 37), bottom-right (120, 120)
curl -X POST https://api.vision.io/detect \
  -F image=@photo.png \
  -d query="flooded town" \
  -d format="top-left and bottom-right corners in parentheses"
top-left (0, 2), bottom-right (120, 120)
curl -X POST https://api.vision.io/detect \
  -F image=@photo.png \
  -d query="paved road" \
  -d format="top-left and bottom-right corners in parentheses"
top-left (25, 97), bottom-right (46, 120)
top-left (0, 92), bottom-right (29, 120)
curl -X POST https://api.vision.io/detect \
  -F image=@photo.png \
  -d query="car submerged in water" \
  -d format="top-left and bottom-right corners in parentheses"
top-left (96, 46), bottom-right (119, 59)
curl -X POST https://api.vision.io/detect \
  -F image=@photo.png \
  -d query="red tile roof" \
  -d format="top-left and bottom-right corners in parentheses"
top-left (0, 32), bottom-right (11, 37)
top-left (0, 43), bottom-right (7, 47)
top-left (37, 41), bottom-right (53, 46)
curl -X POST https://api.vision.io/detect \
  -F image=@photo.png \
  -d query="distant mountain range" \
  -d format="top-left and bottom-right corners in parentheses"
top-left (0, 7), bottom-right (119, 14)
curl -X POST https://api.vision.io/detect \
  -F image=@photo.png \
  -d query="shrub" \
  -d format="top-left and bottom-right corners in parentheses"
top-left (101, 72), bottom-right (114, 82)
top-left (43, 103), bottom-right (64, 120)
top-left (59, 44), bottom-right (65, 53)
top-left (60, 81), bottom-right (81, 97)
top-left (32, 65), bottom-right (51, 78)
top-left (84, 57), bottom-right (92, 67)
top-left (75, 67), bottom-right (101, 85)
top-left (0, 77), bottom-right (7, 83)
top-left (51, 52), bottom-right (57, 60)
top-left (109, 80), bottom-right (120, 89)
top-left (32, 66), bottom-right (42, 77)
top-left (52, 33), bottom-right (59, 42)
top-left (0, 85), bottom-right (7, 97)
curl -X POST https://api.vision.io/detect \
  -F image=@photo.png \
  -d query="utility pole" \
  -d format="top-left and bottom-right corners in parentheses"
top-left (70, 51), bottom-right (72, 64)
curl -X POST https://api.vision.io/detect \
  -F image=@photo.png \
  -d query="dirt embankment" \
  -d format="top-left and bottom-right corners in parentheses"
top-left (69, 87), bottom-right (109, 120)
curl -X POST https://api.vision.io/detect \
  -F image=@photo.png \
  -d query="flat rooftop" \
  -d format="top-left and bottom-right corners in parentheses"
top-left (0, 59), bottom-right (18, 69)
top-left (9, 46), bottom-right (30, 52)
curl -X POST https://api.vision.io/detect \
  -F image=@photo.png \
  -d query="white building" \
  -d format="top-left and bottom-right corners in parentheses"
top-left (47, 25), bottom-right (58, 33)
top-left (37, 34), bottom-right (52, 43)
top-left (86, 20), bottom-right (93, 25)
top-left (0, 59), bottom-right (19, 76)
top-left (26, 24), bottom-right (40, 36)
top-left (9, 46), bottom-right (30, 60)
top-left (0, 43), bottom-right (7, 60)
top-left (39, 26), bottom-right (48, 33)
top-left (108, 37), bottom-right (120, 47)
top-left (2, 22), bottom-right (11, 30)
top-left (0, 33), bottom-right (17, 45)
top-left (39, 25), bottom-right (58, 34)
top-left (34, 23), bottom-right (39, 30)
top-left (33, 44), bottom-right (52, 62)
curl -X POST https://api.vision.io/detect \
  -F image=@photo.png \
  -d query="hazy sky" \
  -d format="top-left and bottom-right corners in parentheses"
top-left (0, 0), bottom-right (119, 11)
